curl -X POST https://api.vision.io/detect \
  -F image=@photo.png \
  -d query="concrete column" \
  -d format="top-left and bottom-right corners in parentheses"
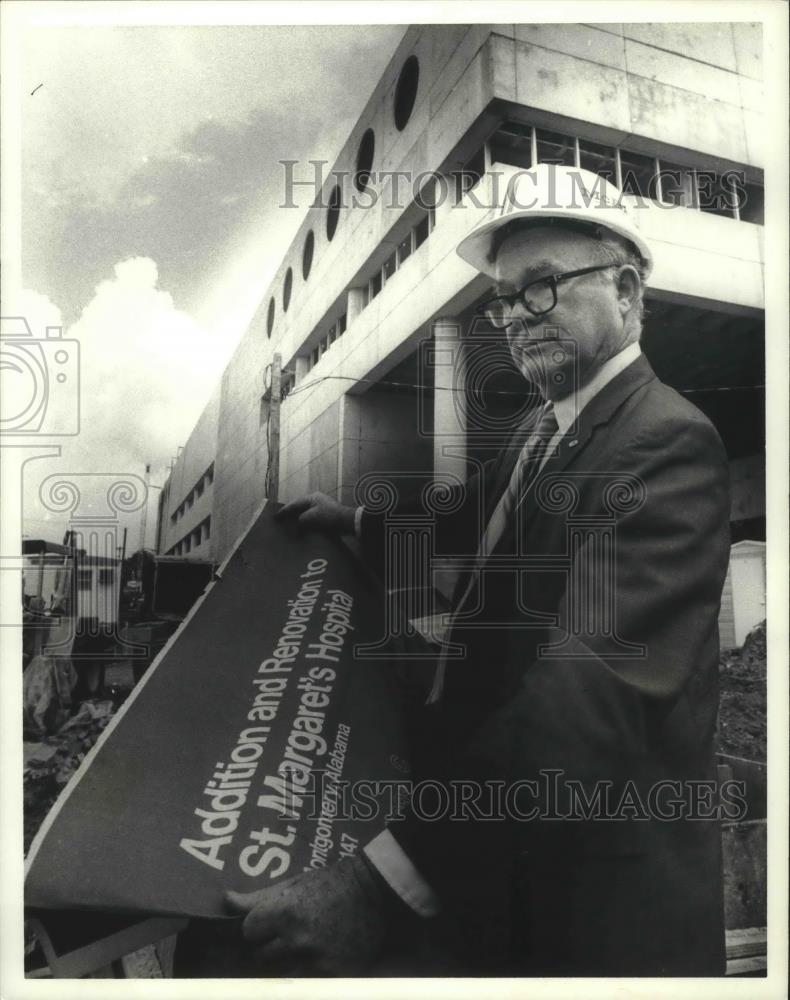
top-left (294, 355), bottom-right (309, 384)
top-left (433, 171), bottom-right (454, 223)
top-left (431, 316), bottom-right (467, 482)
top-left (337, 395), bottom-right (360, 507)
top-left (346, 287), bottom-right (367, 326)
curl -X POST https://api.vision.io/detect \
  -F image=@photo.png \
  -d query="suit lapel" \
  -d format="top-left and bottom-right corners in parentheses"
top-left (443, 356), bottom-right (658, 704)
top-left (498, 355), bottom-right (657, 545)
top-left (451, 356), bottom-right (656, 604)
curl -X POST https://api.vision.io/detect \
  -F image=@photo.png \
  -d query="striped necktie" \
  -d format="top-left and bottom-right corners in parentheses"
top-left (426, 402), bottom-right (559, 704)
top-left (479, 402), bottom-right (559, 558)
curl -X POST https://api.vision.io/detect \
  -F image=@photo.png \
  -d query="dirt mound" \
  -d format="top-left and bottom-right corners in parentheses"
top-left (24, 700), bottom-right (115, 854)
top-left (718, 620), bottom-right (767, 761)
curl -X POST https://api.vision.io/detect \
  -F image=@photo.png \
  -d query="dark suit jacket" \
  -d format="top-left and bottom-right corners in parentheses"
top-left (360, 354), bottom-right (731, 976)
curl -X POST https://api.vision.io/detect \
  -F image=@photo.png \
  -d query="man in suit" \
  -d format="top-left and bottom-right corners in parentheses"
top-left (226, 165), bottom-right (732, 976)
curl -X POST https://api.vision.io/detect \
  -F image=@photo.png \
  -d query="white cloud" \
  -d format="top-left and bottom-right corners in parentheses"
top-left (13, 22), bottom-right (406, 544)
top-left (16, 288), bottom-right (63, 332)
top-left (70, 257), bottom-right (223, 461)
top-left (21, 25), bottom-right (404, 206)
top-left (19, 259), bottom-right (225, 545)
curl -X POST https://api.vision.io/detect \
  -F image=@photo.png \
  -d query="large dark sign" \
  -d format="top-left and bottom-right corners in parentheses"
top-left (25, 503), bottom-right (409, 920)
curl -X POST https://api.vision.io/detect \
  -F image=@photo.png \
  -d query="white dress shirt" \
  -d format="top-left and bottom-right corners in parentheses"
top-left (359, 341), bottom-right (642, 916)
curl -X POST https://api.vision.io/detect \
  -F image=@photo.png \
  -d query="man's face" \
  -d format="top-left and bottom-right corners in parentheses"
top-left (493, 226), bottom-right (629, 399)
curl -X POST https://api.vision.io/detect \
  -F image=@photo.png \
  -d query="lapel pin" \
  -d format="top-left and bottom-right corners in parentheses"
top-left (568, 439), bottom-right (579, 448)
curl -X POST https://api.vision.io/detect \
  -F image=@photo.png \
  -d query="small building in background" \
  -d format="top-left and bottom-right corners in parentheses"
top-left (22, 540), bottom-right (122, 662)
top-left (22, 541), bottom-right (120, 627)
top-left (719, 540), bottom-right (766, 648)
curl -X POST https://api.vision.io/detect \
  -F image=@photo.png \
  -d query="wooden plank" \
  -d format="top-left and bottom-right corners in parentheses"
top-left (726, 925), bottom-right (767, 959)
top-left (726, 926), bottom-right (767, 975)
top-left (726, 955), bottom-right (768, 976)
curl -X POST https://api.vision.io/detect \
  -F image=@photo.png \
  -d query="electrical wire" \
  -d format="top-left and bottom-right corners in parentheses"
top-left (283, 371), bottom-right (765, 400)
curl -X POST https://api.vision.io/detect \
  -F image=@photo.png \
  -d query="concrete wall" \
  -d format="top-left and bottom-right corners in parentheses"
top-left (338, 391), bottom-right (434, 505)
top-left (279, 398), bottom-right (342, 500)
top-left (730, 454), bottom-right (765, 522)
top-left (492, 23), bottom-right (762, 168)
top-left (158, 381), bottom-right (220, 559)
top-left (211, 324), bottom-right (272, 559)
top-left (639, 200), bottom-right (764, 310)
top-left (723, 820), bottom-right (766, 929)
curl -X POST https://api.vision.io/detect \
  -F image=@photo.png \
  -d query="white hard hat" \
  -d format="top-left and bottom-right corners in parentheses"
top-left (457, 163), bottom-right (653, 279)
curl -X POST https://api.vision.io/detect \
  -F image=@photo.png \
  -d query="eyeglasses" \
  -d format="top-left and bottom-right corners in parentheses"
top-left (479, 264), bottom-right (619, 329)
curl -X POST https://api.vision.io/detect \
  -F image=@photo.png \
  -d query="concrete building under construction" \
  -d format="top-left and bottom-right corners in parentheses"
top-left (155, 22), bottom-right (765, 631)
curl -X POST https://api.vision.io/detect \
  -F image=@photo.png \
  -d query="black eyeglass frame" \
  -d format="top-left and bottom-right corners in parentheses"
top-left (479, 263), bottom-right (620, 327)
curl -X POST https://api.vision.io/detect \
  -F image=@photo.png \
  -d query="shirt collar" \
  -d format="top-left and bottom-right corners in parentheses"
top-left (552, 341), bottom-right (642, 435)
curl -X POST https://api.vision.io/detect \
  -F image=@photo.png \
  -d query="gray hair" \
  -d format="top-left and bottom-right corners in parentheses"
top-left (591, 230), bottom-right (647, 338)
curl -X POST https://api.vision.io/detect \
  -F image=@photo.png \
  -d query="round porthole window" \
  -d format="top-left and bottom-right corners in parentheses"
top-left (266, 297), bottom-right (275, 338)
top-left (326, 184), bottom-right (341, 241)
top-left (394, 55), bottom-right (419, 131)
top-left (302, 230), bottom-right (315, 280)
top-left (354, 128), bottom-right (375, 193)
top-left (283, 268), bottom-right (293, 312)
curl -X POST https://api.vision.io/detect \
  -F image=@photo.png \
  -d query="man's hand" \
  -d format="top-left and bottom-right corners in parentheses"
top-left (275, 491), bottom-right (357, 536)
top-left (225, 856), bottom-right (391, 976)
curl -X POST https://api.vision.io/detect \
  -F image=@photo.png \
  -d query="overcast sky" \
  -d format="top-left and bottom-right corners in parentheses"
top-left (12, 18), bottom-right (405, 543)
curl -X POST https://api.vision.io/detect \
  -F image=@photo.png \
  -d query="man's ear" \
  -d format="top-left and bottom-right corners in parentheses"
top-left (615, 266), bottom-right (641, 318)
